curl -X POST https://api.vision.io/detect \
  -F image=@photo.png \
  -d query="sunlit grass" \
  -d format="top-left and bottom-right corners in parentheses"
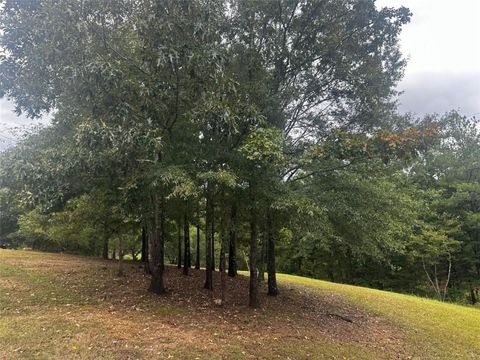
top-left (278, 273), bottom-right (480, 359)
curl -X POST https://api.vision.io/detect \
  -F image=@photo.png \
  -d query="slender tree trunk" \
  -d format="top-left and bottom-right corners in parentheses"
top-left (212, 213), bottom-right (215, 271)
top-left (249, 211), bottom-right (259, 308)
top-left (147, 227), bottom-right (154, 274)
top-left (102, 235), bottom-right (109, 260)
top-left (219, 249), bottom-right (224, 271)
top-left (243, 249), bottom-right (250, 271)
top-left (204, 186), bottom-right (214, 290)
top-left (177, 220), bottom-right (182, 268)
top-left (220, 211), bottom-right (226, 305)
top-left (258, 230), bottom-right (266, 283)
top-left (266, 212), bottom-right (279, 296)
top-left (228, 205), bottom-right (237, 277)
top-left (141, 226), bottom-right (148, 262)
top-left (143, 225), bottom-right (151, 274)
top-left (118, 236), bottom-right (125, 277)
top-left (474, 240), bottom-right (480, 276)
top-left (112, 247), bottom-right (116, 260)
top-left (195, 208), bottom-right (201, 270)
top-left (422, 259), bottom-right (442, 300)
top-left (149, 195), bottom-right (166, 294)
top-left (442, 254), bottom-right (452, 301)
top-left (470, 288), bottom-right (478, 305)
top-left (219, 211), bottom-right (224, 273)
top-left (183, 212), bottom-right (191, 275)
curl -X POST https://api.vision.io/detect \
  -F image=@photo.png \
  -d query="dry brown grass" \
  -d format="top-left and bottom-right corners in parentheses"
top-left (0, 250), bottom-right (410, 359)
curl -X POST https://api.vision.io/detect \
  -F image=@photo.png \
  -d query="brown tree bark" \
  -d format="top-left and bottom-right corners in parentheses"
top-left (204, 185), bottom-right (214, 290)
top-left (149, 195), bottom-right (166, 294)
top-left (212, 213), bottom-right (215, 272)
top-left (141, 226), bottom-right (148, 263)
top-left (228, 205), bottom-right (237, 277)
top-left (102, 233), bottom-right (109, 260)
top-left (117, 236), bottom-right (125, 277)
top-left (249, 211), bottom-right (260, 308)
top-left (220, 211), bottom-right (226, 304)
top-left (195, 208), bottom-right (201, 270)
top-left (177, 220), bottom-right (182, 269)
top-left (183, 212), bottom-right (191, 275)
top-left (258, 230), bottom-right (266, 283)
top-left (142, 225), bottom-right (151, 274)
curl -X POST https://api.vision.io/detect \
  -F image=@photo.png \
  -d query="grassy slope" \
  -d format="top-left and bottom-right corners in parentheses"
top-left (0, 250), bottom-right (479, 359)
top-left (278, 274), bottom-right (480, 359)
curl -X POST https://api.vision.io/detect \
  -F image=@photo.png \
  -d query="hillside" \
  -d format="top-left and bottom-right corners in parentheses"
top-left (0, 250), bottom-right (479, 359)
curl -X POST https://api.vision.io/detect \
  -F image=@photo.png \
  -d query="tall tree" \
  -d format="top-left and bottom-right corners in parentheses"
top-left (183, 211), bottom-right (191, 275)
top-left (228, 204), bottom-right (238, 277)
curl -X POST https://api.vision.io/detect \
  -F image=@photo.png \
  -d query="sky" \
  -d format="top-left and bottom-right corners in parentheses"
top-left (377, 0), bottom-right (480, 116)
top-left (0, 0), bottom-right (479, 147)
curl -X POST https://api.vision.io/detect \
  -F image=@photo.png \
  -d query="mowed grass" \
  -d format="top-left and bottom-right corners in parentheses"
top-left (0, 249), bottom-right (479, 359)
top-left (278, 274), bottom-right (480, 359)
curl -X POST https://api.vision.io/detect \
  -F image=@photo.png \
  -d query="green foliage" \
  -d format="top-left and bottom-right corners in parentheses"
top-left (239, 128), bottom-right (285, 167)
top-left (10, 192), bottom-right (139, 255)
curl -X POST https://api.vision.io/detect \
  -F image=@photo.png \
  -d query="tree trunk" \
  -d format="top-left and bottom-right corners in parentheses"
top-left (142, 225), bottom-right (151, 274)
top-left (258, 231), bottom-right (266, 283)
top-left (267, 212), bottom-right (279, 296)
top-left (471, 288), bottom-right (478, 305)
top-left (183, 212), bottom-right (191, 275)
top-left (149, 195), bottom-right (166, 294)
top-left (249, 211), bottom-right (259, 308)
top-left (228, 205), bottom-right (237, 277)
top-left (118, 236), bottom-right (125, 277)
top-left (204, 186), bottom-right (214, 290)
top-left (102, 235), bottom-right (109, 260)
top-left (219, 214), bottom-right (224, 273)
top-left (220, 211), bottom-right (226, 304)
top-left (177, 220), bottom-right (182, 268)
top-left (195, 208), bottom-right (201, 270)
top-left (212, 213), bottom-right (215, 271)
top-left (141, 226), bottom-right (148, 262)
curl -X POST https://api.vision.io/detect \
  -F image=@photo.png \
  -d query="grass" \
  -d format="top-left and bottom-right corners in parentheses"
top-left (1, 249), bottom-right (479, 359)
top-left (278, 274), bottom-right (480, 359)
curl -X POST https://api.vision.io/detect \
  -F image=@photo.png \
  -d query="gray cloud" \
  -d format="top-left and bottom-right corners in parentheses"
top-left (397, 72), bottom-right (480, 116)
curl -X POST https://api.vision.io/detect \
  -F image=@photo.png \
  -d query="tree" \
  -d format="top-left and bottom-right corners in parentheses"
top-left (183, 211), bottom-right (191, 275)
top-left (0, 0), bottom-right (419, 308)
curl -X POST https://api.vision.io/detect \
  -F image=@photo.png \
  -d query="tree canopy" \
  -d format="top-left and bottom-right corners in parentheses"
top-left (0, 0), bottom-right (477, 306)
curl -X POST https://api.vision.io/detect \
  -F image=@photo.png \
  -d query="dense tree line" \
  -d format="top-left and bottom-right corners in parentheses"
top-left (0, 0), bottom-right (477, 305)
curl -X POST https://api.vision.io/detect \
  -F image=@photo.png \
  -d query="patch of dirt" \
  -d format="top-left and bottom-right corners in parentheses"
top-left (0, 277), bottom-right (27, 290)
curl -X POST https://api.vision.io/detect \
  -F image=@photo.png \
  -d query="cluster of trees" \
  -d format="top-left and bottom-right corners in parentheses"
top-left (0, 0), bottom-right (478, 305)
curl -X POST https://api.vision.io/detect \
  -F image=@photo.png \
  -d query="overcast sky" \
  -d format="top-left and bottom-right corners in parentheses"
top-left (0, 0), bottom-right (479, 147)
top-left (377, 0), bottom-right (480, 116)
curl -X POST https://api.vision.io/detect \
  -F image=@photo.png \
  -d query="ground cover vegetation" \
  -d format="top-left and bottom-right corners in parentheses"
top-left (1, 250), bottom-right (479, 359)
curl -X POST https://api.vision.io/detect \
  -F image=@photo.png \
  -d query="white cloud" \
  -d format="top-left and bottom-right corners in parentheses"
top-left (384, 0), bottom-right (480, 74)
top-left (377, 0), bottom-right (480, 115)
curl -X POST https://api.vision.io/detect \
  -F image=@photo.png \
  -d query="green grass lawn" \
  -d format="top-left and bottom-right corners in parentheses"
top-left (1, 250), bottom-right (479, 359)
top-left (278, 274), bottom-right (480, 359)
